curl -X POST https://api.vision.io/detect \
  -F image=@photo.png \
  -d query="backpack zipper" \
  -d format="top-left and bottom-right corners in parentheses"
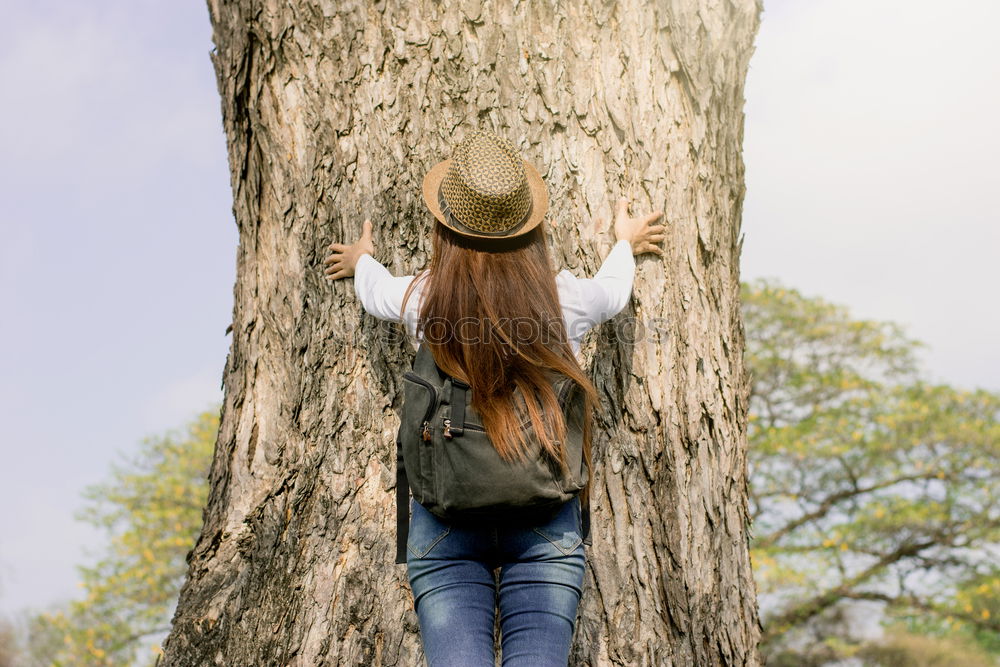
top-left (403, 371), bottom-right (438, 442)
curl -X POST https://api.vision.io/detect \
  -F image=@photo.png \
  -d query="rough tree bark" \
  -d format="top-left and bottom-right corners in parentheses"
top-left (161, 0), bottom-right (763, 665)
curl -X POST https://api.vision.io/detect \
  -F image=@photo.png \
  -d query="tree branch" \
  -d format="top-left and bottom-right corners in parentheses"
top-left (757, 471), bottom-right (943, 549)
top-left (761, 536), bottom-right (940, 643)
top-left (842, 591), bottom-right (1000, 634)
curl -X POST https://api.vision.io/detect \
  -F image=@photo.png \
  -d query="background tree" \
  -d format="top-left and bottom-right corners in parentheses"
top-left (743, 278), bottom-right (1000, 665)
top-left (13, 411), bottom-right (217, 667)
top-left (0, 616), bottom-right (18, 667)
top-left (161, 1), bottom-right (764, 665)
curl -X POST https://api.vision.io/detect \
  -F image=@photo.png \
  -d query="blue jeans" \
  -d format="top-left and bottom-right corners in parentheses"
top-left (406, 495), bottom-right (587, 666)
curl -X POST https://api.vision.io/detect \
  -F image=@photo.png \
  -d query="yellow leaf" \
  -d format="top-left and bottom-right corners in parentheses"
top-left (982, 609), bottom-right (991, 620)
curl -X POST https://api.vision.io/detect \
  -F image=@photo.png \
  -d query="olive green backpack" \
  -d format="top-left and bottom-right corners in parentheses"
top-left (395, 342), bottom-right (592, 563)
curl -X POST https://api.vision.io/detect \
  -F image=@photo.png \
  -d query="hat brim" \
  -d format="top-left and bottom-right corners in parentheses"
top-left (421, 158), bottom-right (549, 239)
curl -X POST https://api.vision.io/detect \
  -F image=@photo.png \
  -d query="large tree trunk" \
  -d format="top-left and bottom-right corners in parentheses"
top-left (161, 1), bottom-right (763, 665)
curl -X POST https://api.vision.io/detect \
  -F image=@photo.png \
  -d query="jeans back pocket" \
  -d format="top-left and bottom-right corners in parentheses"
top-left (531, 496), bottom-right (583, 556)
top-left (407, 498), bottom-right (452, 559)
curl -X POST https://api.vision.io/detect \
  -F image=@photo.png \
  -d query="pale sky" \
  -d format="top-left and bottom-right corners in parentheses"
top-left (742, 0), bottom-right (1000, 390)
top-left (1, 0), bottom-right (997, 620)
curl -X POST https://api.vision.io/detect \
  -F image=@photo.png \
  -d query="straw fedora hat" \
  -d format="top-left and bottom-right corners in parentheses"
top-left (422, 129), bottom-right (549, 240)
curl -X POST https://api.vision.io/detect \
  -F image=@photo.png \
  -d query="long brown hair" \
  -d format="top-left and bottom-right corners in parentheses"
top-left (401, 220), bottom-right (599, 508)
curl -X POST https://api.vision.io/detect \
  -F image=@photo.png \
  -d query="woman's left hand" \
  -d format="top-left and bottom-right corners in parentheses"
top-left (324, 219), bottom-right (376, 280)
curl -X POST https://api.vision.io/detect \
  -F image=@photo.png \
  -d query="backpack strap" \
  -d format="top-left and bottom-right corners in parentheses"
top-left (395, 431), bottom-right (409, 564)
top-left (447, 378), bottom-right (469, 437)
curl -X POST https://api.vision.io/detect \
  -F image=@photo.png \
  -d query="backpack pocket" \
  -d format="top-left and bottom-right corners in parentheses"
top-left (431, 406), bottom-right (568, 519)
top-left (401, 371), bottom-right (439, 504)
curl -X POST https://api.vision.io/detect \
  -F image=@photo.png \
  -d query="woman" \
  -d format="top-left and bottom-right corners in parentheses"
top-left (324, 129), bottom-right (664, 666)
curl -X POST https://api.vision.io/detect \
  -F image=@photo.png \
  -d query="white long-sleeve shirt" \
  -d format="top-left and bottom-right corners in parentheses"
top-left (353, 239), bottom-right (636, 357)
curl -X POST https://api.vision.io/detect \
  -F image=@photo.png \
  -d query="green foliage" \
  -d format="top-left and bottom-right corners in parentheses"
top-left (743, 278), bottom-right (1000, 662)
top-left (22, 409), bottom-right (218, 667)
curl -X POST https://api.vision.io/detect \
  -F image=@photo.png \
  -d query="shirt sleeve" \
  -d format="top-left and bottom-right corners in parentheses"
top-left (353, 253), bottom-right (417, 324)
top-left (557, 239), bottom-right (636, 341)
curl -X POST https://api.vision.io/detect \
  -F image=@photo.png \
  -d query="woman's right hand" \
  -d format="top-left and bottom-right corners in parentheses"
top-left (323, 219), bottom-right (376, 280)
top-left (611, 198), bottom-right (666, 256)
